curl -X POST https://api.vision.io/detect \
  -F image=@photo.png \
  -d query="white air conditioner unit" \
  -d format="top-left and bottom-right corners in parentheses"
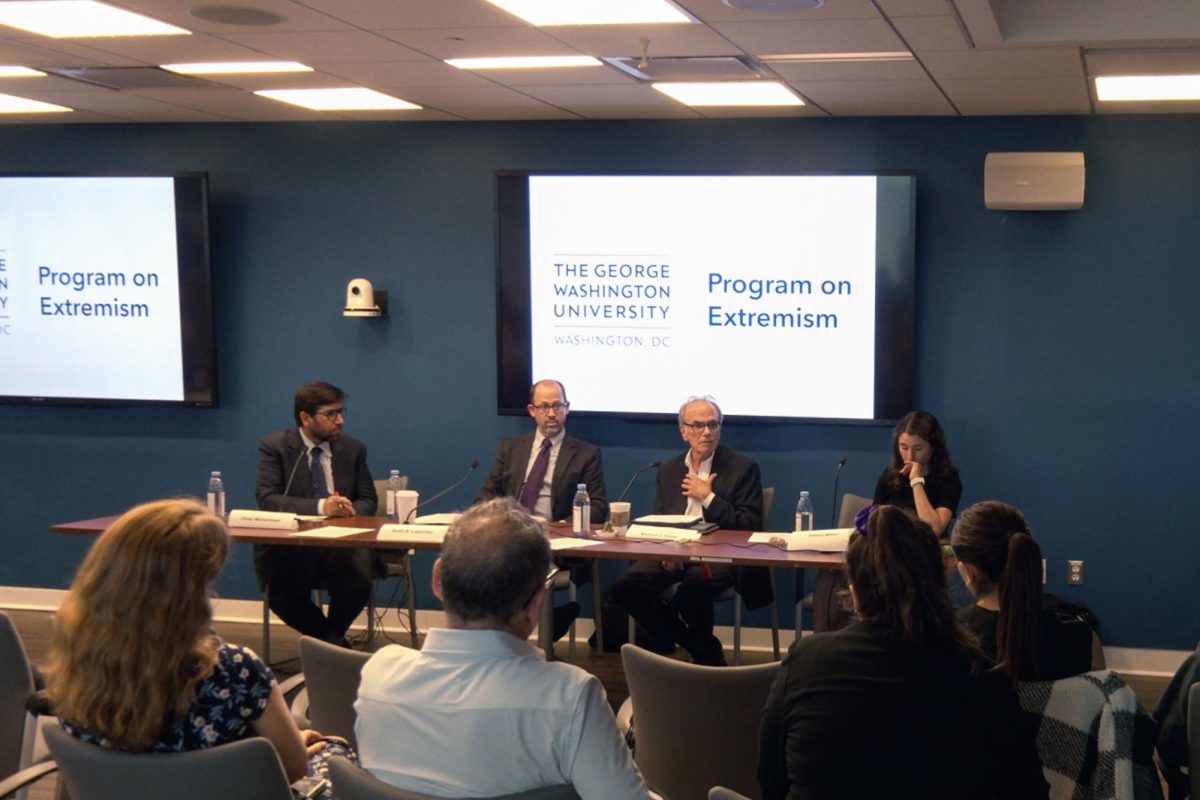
top-left (984, 152), bottom-right (1085, 211)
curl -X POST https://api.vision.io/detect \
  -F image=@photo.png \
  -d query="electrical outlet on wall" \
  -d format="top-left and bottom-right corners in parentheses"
top-left (1068, 560), bottom-right (1083, 586)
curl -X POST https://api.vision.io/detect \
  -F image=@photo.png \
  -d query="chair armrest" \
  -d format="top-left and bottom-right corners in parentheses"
top-left (0, 759), bottom-right (59, 796)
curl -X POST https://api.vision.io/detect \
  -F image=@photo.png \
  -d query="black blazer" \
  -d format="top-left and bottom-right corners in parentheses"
top-left (255, 427), bottom-right (378, 516)
top-left (476, 432), bottom-right (609, 522)
top-left (655, 445), bottom-right (772, 610)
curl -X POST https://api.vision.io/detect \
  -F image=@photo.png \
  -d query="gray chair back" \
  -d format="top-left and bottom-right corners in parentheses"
top-left (621, 643), bottom-right (777, 800)
top-left (298, 636), bottom-right (373, 748)
top-left (44, 723), bottom-right (293, 800)
top-left (837, 492), bottom-right (871, 529)
top-left (1189, 682), bottom-right (1200, 800)
top-left (0, 610), bottom-right (35, 777)
top-left (329, 756), bottom-right (580, 800)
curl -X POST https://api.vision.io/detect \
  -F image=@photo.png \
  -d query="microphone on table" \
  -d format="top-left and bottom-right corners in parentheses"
top-left (830, 456), bottom-right (847, 528)
top-left (616, 461), bottom-right (661, 502)
top-left (405, 460), bottom-right (480, 522)
top-left (278, 450), bottom-right (306, 513)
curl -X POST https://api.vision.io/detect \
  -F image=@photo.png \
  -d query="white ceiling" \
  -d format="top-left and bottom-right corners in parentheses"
top-left (2, 0), bottom-right (1200, 123)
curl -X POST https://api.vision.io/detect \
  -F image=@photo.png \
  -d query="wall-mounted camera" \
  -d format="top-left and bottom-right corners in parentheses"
top-left (344, 278), bottom-right (388, 318)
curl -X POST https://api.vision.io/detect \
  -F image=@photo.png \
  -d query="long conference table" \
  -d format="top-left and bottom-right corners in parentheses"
top-left (50, 514), bottom-right (846, 659)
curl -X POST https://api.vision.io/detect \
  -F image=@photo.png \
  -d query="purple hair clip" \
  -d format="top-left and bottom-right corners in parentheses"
top-left (854, 504), bottom-right (878, 535)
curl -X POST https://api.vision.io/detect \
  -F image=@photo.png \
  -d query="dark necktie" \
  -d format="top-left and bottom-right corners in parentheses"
top-left (519, 438), bottom-right (553, 512)
top-left (310, 446), bottom-right (328, 496)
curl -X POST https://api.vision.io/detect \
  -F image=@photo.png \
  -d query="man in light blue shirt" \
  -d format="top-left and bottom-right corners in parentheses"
top-left (354, 497), bottom-right (656, 799)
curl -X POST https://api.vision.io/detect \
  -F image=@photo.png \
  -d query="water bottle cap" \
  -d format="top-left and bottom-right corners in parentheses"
top-left (800, 490), bottom-right (809, 497)
top-left (390, 469), bottom-right (399, 476)
top-left (211, 471), bottom-right (221, 477)
top-left (577, 483), bottom-right (586, 489)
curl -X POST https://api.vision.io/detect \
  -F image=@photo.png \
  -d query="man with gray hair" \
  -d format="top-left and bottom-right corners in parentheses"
top-left (354, 497), bottom-right (656, 799)
top-left (609, 395), bottom-right (765, 666)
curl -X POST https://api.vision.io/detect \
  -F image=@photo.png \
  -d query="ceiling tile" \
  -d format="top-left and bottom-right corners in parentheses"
top-left (890, 15), bottom-right (971, 52)
top-left (220, 31), bottom-right (428, 63)
top-left (298, 0), bottom-right (526, 29)
top-left (677, 0), bottom-right (880, 23)
top-left (922, 47), bottom-right (1083, 80)
top-left (711, 18), bottom-right (906, 55)
top-left (377, 26), bottom-right (583, 60)
top-left (766, 57), bottom-right (926, 81)
top-left (939, 77), bottom-right (1091, 114)
top-left (791, 77), bottom-right (955, 114)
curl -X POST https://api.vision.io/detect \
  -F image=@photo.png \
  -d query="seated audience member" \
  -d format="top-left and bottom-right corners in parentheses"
top-left (43, 499), bottom-right (351, 795)
top-left (873, 410), bottom-right (962, 537)
top-left (758, 506), bottom-right (1047, 800)
top-left (951, 500), bottom-right (1094, 681)
top-left (354, 497), bottom-right (656, 800)
top-left (609, 395), bottom-right (766, 666)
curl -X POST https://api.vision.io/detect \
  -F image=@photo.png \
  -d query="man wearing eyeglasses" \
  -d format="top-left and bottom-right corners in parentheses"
top-left (609, 396), bottom-right (765, 666)
top-left (254, 380), bottom-right (377, 645)
top-left (476, 379), bottom-right (609, 641)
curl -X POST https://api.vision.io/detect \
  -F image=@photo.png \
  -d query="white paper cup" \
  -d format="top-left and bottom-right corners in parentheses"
top-left (610, 501), bottom-right (631, 536)
top-left (395, 490), bottom-right (419, 522)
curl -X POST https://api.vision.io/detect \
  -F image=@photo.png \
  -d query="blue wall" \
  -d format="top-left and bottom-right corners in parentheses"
top-left (2, 115), bottom-right (1196, 650)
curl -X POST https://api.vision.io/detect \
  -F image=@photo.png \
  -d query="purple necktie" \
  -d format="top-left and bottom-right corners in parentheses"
top-left (519, 438), bottom-right (552, 512)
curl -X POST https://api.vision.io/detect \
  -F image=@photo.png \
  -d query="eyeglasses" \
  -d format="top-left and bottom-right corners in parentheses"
top-left (683, 421), bottom-right (721, 432)
top-left (531, 402), bottom-right (569, 414)
top-left (313, 407), bottom-right (347, 420)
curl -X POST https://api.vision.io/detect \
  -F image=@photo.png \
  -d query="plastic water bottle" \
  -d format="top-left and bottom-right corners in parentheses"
top-left (572, 483), bottom-right (591, 535)
top-left (206, 471), bottom-right (226, 518)
top-left (795, 490), bottom-right (814, 532)
top-left (386, 469), bottom-right (404, 522)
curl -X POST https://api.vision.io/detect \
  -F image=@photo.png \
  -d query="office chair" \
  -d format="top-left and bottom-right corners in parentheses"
top-left (44, 723), bottom-right (293, 800)
top-left (0, 610), bottom-right (54, 800)
top-left (620, 643), bottom-right (776, 800)
top-left (628, 487), bottom-right (780, 665)
top-left (295, 636), bottom-right (372, 750)
top-left (328, 756), bottom-right (580, 800)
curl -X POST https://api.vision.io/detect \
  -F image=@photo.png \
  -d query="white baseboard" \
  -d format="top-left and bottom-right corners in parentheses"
top-left (2, 585), bottom-right (1189, 676)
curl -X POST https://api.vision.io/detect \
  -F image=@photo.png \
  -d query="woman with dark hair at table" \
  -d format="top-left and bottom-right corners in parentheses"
top-left (43, 498), bottom-right (352, 796)
top-left (952, 500), bottom-right (1095, 682)
top-left (873, 410), bottom-right (962, 537)
top-left (758, 506), bottom-right (1047, 800)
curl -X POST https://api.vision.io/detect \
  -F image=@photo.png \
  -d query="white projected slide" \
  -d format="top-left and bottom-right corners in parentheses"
top-left (527, 175), bottom-right (878, 419)
top-left (0, 177), bottom-right (185, 401)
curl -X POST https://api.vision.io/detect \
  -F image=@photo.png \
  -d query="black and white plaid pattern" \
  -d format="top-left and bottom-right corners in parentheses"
top-left (1017, 670), bottom-right (1162, 800)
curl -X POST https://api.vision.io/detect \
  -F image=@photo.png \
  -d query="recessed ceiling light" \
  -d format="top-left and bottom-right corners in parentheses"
top-left (652, 81), bottom-right (804, 106)
top-left (162, 61), bottom-right (312, 75)
top-left (0, 66), bottom-right (46, 77)
top-left (1095, 74), bottom-right (1200, 101)
top-left (761, 51), bottom-right (912, 63)
top-left (0, 92), bottom-right (71, 112)
top-left (254, 88), bottom-right (422, 111)
top-left (483, 0), bottom-right (691, 26)
top-left (446, 56), bottom-right (602, 70)
top-left (0, 1), bottom-right (189, 38)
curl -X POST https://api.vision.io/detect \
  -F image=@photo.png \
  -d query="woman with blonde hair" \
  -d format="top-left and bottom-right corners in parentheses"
top-left (44, 498), bottom-right (349, 792)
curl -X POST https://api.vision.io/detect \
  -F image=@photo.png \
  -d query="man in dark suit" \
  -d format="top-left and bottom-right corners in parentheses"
top-left (476, 378), bottom-right (608, 640)
top-left (255, 380), bottom-right (378, 645)
top-left (609, 396), bottom-right (766, 666)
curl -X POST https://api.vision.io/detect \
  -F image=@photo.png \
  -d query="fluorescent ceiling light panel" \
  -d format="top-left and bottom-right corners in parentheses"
top-left (0, 1), bottom-right (190, 37)
top-left (761, 51), bottom-right (912, 63)
top-left (483, 0), bottom-right (691, 26)
top-left (1095, 74), bottom-right (1200, 101)
top-left (0, 66), bottom-right (46, 77)
top-left (162, 61), bottom-right (312, 75)
top-left (255, 88), bottom-right (421, 111)
top-left (652, 81), bottom-right (804, 107)
top-left (447, 56), bottom-right (602, 70)
top-left (0, 91), bottom-right (71, 112)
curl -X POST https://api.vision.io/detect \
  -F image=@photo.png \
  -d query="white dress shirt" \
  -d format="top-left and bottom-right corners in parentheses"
top-left (684, 449), bottom-right (715, 517)
top-left (298, 429), bottom-right (333, 497)
top-left (354, 628), bottom-right (655, 800)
